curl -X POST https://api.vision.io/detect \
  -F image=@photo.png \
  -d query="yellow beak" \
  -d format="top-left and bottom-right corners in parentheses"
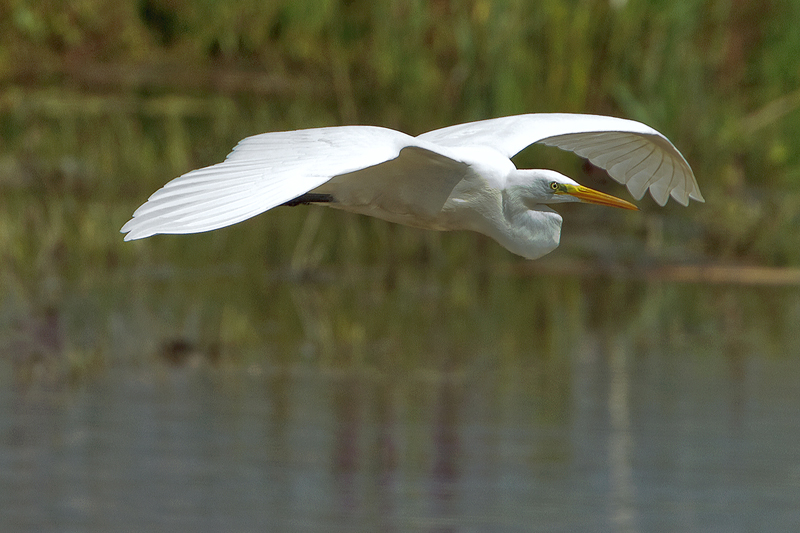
top-left (562, 184), bottom-right (639, 211)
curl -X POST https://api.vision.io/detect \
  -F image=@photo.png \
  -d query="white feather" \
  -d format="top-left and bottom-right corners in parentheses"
top-left (122, 126), bottom-right (439, 240)
top-left (122, 113), bottom-right (702, 259)
top-left (419, 113), bottom-right (703, 206)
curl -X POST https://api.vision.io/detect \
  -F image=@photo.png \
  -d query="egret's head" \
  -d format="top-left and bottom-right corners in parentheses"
top-left (519, 169), bottom-right (638, 210)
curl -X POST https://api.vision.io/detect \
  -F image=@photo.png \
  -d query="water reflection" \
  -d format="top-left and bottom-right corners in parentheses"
top-left (429, 376), bottom-right (459, 533)
top-left (607, 338), bottom-right (637, 533)
top-left (2, 312), bottom-right (800, 531)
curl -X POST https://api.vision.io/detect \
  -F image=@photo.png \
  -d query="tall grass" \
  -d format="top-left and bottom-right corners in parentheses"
top-left (1, 0), bottom-right (799, 378)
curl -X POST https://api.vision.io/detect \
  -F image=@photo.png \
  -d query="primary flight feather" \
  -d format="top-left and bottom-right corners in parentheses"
top-left (121, 113), bottom-right (702, 259)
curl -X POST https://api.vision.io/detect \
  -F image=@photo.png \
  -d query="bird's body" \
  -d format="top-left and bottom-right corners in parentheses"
top-left (122, 113), bottom-right (703, 259)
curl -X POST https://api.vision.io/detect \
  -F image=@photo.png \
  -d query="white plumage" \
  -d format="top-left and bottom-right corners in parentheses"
top-left (121, 113), bottom-right (702, 259)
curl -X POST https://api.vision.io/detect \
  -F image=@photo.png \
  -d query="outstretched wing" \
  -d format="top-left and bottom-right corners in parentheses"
top-left (418, 113), bottom-right (703, 206)
top-left (121, 126), bottom-right (437, 240)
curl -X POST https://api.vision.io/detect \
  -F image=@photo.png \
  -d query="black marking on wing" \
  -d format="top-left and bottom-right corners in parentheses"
top-left (280, 193), bottom-right (336, 207)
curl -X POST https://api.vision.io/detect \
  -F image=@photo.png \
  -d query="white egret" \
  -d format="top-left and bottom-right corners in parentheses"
top-left (121, 113), bottom-right (703, 259)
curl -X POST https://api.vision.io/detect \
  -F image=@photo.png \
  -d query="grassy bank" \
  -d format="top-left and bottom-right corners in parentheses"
top-left (1, 0), bottom-right (800, 381)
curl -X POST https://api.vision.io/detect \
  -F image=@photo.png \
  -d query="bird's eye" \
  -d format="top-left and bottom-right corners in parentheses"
top-left (549, 182), bottom-right (559, 191)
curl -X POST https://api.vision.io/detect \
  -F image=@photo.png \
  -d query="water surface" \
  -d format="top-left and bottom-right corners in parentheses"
top-left (2, 281), bottom-right (799, 532)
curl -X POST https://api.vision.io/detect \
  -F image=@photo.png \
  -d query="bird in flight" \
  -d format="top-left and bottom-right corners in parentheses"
top-left (121, 113), bottom-right (702, 259)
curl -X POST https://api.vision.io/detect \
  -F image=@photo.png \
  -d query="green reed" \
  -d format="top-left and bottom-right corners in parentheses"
top-left (2, 0), bottom-right (800, 380)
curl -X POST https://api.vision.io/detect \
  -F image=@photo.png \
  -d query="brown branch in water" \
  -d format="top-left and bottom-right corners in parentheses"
top-left (510, 259), bottom-right (800, 287)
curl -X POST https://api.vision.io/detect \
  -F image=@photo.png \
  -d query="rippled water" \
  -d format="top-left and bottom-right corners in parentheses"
top-left (3, 312), bottom-right (799, 532)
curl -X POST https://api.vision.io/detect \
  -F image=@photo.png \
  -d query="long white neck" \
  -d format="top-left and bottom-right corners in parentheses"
top-left (492, 200), bottom-right (563, 259)
top-left (444, 167), bottom-right (565, 259)
top-left (476, 173), bottom-right (562, 259)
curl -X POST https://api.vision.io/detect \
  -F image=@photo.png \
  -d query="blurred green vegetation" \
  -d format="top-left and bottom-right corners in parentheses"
top-left (1, 0), bottom-right (800, 379)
